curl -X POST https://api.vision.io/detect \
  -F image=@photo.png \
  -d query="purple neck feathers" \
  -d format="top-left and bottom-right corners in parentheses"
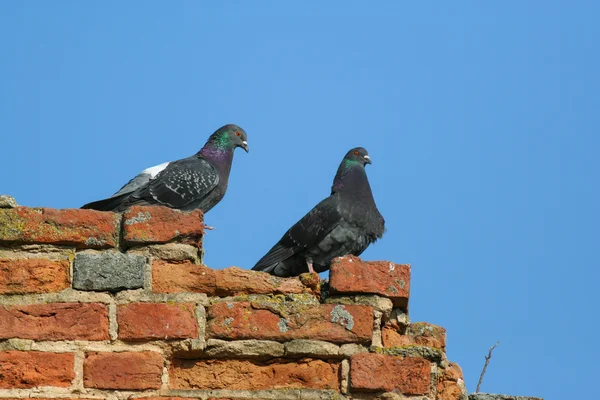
top-left (332, 165), bottom-right (373, 200)
top-left (198, 145), bottom-right (234, 179)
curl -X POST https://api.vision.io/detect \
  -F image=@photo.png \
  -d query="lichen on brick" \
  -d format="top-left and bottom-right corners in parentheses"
top-left (330, 304), bottom-right (355, 330)
top-left (124, 211), bottom-right (152, 225)
top-left (278, 318), bottom-right (289, 333)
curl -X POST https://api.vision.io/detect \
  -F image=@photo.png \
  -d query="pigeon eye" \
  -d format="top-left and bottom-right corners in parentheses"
top-left (235, 131), bottom-right (241, 137)
top-left (353, 150), bottom-right (359, 156)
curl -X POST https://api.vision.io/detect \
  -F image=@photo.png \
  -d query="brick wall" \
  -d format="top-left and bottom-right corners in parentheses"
top-left (0, 202), bottom-right (468, 400)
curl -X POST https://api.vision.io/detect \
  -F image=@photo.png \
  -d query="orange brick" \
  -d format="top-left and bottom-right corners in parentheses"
top-left (171, 358), bottom-right (339, 390)
top-left (207, 302), bottom-right (373, 344)
top-left (122, 206), bottom-right (204, 247)
top-left (152, 260), bottom-right (216, 294)
top-left (0, 303), bottom-right (109, 341)
top-left (383, 322), bottom-right (446, 349)
top-left (118, 303), bottom-right (198, 341)
top-left (350, 353), bottom-right (430, 394)
top-left (330, 255), bottom-right (410, 310)
top-left (436, 362), bottom-right (466, 400)
top-left (214, 267), bottom-right (311, 296)
top-left (0, 207), bottom-right (119, 248)
top-left (0, 258), bottom-right (69, 294)
top-left (84, 351), bottom-right (163, 389)
top-left (152, 262), bottom-right (315, 296)
top-left (0, 351), bottom-right (74, 388)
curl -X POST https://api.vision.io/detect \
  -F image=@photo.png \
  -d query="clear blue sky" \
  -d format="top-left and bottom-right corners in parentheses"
top-left (1, 2), bottom-right (598, 398)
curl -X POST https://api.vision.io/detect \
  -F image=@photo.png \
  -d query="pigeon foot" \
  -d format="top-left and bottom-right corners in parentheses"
top-left (306, 258), bottom-right (315, 274)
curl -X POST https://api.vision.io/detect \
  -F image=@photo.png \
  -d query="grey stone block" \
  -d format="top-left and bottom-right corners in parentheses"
top-left (73, 251), bottom-right (146, 292)
top-left (469, 394), bottom-right (543, 400)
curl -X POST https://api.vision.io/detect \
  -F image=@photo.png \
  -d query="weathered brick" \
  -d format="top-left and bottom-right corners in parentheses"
top-left (0, 303), bottom-right (109, 340)
top-left (122, 205), bottom-right (203, 247)
top-left (0, 258), bottom-right (69, 294)
top-left (330, 255), bottom-right (410, 309)
top-left (383, 322), bottom-right (447, 349)
top-left (207, 302), bottom-right (373, 344)
top-left (171, 358), bottom-right (339, 390)
top-left (118, 303), bottom-right (198, 341)
top-left (84, 351), bottom-right (163, 389)
top-left (73, 251), bottom-right (145, 292)
top-left (152, 260), bottom-right (216, 294)
top-left (437, 362), bottom-right (467, 400)
top-left (350, 353), bottom-right (430, 394)
top-left (0, 351), bottom-right (74, 388)
top-left (152, 262), bottom-right (314, 296)
top-left (0, 207), bottom-right (119, 248)
top-left (214, 267), bottom-right (310, 296)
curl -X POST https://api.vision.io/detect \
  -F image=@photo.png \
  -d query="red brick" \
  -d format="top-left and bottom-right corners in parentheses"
top-left (84, 351), bottom-right (163, 390)
top-left (0, 258), bottom-right (69, 294)
top-left (436, 362), bottom-right (466, 400)
top-left (383, 322), bottom-right (447, 349)
top-left (330, 255), bottom-right (410, 309)
top-left (122, 206), bottom-right (204, 247)
top-left (171, 358), bottom-right (339, 390)
top-left (153, 262), bottom-right (316, 296)
top-left (207, 302), bottom-right (373, 344)
top-left (152, 260), bottom-right (216, 293)
top-left (350, 353), bottom-right (430, 394)
top-left (0, 207), bottom-right (119, 248)
top-left (214, 267), bottom-right (312, 296)
top-left (118, 303), bottom-right (198, 341)
top-left (0, 351), bottom-right (74, 388)
top-left (0, 303), bottom-right (109, 341)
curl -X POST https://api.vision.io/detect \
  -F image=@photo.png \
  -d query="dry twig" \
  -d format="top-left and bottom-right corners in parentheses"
top-left (476, 340), bottom-right (500, 393)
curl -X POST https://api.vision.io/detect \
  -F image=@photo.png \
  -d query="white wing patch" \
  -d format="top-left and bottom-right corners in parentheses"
top-left (142, 162), bottom-right (170, 178)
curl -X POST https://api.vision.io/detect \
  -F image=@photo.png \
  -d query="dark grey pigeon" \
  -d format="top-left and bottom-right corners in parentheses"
top-left (252, 147), bottom-right (385, 277)
top-left (82, 124), bottom-right (248, 213)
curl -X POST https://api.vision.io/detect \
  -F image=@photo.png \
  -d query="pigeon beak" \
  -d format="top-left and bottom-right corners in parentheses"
top-left (364, 155), bottom-right (372, 165)
top-left (241, 141), bottom-right (249, 153)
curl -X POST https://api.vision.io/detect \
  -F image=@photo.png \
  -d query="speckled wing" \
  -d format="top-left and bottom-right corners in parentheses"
top-left (112, 162), bottom-right (170, 198)
top-left (140, 158), bottom-right (219, 208)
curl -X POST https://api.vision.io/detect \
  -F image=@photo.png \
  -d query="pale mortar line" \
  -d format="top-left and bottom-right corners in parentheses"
top-left (340, 359), bottom-right (350, 394)
top-left (72, 349), bottom-right (85, 392)
top-left (73, 388), bottom-right (162, 399)
top-left (0, 290), bottom-right (113, 305)
top-left (164, 389), bottom-right (340, 400)
top-left (108, 302), bottom-right (118, 341)
top-left (77, 341), bottom-right (166, 353)
top-left (0, 387), bottom-right (74, 397)
top-left (5, 339), bottom-right (174, 354)
top-left (144, 255), bottom-right (153, 291)
top-left (195, 304), bottom-right (206, 343)
top-left (114, 290), bottom-right (209, 305)
top-left (371, 309), bottom-right (383, 348)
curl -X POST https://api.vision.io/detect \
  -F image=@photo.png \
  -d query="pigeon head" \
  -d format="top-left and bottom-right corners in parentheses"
top-left (343, 147), bottom-right (371, 166)
top-left (205, 124), bottom-right (249, 153)
top-left (331, 147), bottom-right (372, 193)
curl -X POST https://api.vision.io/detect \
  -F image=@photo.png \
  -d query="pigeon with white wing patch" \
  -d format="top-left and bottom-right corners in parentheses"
top-left (82, 124), bottom-right (248, 213)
